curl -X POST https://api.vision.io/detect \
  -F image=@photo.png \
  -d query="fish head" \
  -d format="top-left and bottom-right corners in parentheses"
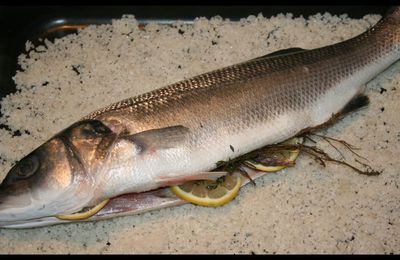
top-left (0, 119), bottom-right (117, 227)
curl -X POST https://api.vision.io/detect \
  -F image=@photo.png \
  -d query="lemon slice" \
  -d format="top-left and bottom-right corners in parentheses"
top-left (244, 137), bottom-right (303, 172)
top-left (171, 174), bottom-right (241, 207)
top-left (56, 199), bottom-right (110, 220)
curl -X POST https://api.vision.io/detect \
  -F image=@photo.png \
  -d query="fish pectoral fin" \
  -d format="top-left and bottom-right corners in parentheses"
top-left (250, 47), bottom-right (307, 62)
top-left (123, 125), bottom-right (190, 153)
top-left (156, 171), bottom-right (229, 187)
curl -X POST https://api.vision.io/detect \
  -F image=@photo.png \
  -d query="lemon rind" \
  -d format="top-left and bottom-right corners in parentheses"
top-left (56, 199), bottom-right (110, 220)
top-left (171, 175), bottom-right (242, 207)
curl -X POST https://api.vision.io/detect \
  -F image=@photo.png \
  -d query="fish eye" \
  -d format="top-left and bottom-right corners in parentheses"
top-left (17, 155), bottom-right (39, 178)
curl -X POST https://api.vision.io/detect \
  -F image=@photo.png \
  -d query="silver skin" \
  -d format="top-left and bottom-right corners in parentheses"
top-left (1, 7), bottom-right (400, 228)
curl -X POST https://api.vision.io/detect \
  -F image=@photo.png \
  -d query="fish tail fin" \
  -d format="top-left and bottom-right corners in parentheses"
top-left (375, 6), bottom-right (400, 43)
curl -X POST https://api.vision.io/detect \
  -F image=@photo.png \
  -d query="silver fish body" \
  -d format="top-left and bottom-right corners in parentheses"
top-left (1, 7), bottom-right (400, 228)
top-left (89, 8), bottom-right (400, 198)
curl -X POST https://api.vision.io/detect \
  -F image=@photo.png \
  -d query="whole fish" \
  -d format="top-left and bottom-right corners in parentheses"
top-left (1, 7), bottom-right (400, 228)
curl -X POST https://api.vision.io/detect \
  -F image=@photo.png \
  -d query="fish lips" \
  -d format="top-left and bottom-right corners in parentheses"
top-left (0, 180), bottom-right (36, 223)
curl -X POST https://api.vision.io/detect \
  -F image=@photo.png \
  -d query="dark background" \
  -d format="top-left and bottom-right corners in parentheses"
top-left (0, 6), bottom-right (391, 99)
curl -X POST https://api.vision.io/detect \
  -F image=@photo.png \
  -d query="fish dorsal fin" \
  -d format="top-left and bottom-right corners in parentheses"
top-left (123, 125), bottom-right (190, 153)
top-left (250, 47), bottom-right (307, 62)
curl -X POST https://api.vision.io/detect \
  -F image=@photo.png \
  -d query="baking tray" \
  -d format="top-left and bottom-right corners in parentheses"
top-left (0, 6), bottom-right (391, 100)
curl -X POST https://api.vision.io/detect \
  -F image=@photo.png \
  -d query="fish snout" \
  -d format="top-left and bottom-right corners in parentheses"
top-left (0, 152), bottom-right (46, 223)
top-left (0, 182), bottom-right (36, 223)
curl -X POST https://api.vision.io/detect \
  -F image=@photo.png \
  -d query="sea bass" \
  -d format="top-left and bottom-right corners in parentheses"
top-left (1, 7), bottom-right (400, 228)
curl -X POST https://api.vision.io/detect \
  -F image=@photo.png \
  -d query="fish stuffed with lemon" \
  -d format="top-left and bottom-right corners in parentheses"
top-left (1, 7), bottom-right (400, 228)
